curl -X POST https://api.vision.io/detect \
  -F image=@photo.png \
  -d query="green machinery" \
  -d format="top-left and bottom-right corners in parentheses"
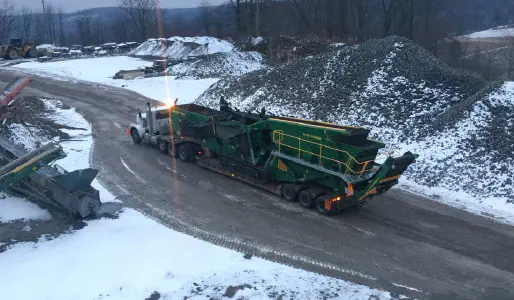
top-left (168, 102), bottom-right (417, 215)
top-left (0, 144), bottom-right (65, 190)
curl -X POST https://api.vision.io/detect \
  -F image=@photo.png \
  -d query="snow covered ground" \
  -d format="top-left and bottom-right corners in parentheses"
top-left (12, 56), bottom-right (218, 105)
top-left (0, 98), bottom-right (397, 298)
top-left (0, 193), bottom-right (51, 223)
top-left (462, 25), bottom-right (514, 39)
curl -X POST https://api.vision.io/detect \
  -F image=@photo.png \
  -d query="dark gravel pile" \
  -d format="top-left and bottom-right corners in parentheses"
top-left (196, 36), bottom-right (485, 141)
top-left (406, 81), bottom-right (514, 203)
top-left (168, 51), bottom-right (265, 79)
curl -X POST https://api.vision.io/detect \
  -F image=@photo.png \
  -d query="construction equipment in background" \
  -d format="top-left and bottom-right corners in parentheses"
top-left (0, 39), bottom-right (37, 60)
top-left (128, 100), bottom-right (417, 215)
top-left (0, 136), bottom-right (109, 219)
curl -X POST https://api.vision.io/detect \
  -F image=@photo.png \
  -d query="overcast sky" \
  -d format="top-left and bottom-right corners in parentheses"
top-left (14, 0), bottom-right (226, 12)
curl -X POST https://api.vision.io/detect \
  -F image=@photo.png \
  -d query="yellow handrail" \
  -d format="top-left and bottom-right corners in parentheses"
top-left (272, 131), bottom-right (374, 175)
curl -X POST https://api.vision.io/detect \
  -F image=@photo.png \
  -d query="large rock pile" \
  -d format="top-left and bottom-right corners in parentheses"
top-left (196, 36), bottom-right (485, 141)
top-left (129, 36), bottom-right (234, 59)
top-left (168, 51), bottom-right (265, 79)
top-left (404, 82), bottom-right (514, 203)
top-left (196, 36), bottom-right (514, 208)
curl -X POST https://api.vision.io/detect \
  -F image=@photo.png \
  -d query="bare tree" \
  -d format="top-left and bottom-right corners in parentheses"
top-left (20, 7), bottom-right (33, 42)
top-left (118, 0), bottom-right (156, 41)
top-left (43, 1), bottom-right (57, 44)
top-left (0, 0), bottom-right (15, 44)
top-left (57, 7), bottom-right (66, 46)
top-left (75, 10), bottom-right (92, 45)
top-left (199, 0), bottom-right (214, 34)
top-left (92, 19), bottom-right (105, 45)
top-left (34, 10), bottom-right (46, 43)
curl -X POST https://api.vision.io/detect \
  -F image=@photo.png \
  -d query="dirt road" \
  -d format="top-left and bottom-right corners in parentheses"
top-left (2, 70), bottom-right (513, 300)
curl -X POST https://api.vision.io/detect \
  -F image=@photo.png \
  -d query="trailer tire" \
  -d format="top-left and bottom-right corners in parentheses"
top-left (130, 128), bottom-right (142, 144)
top-left (158, 139), bottom-right (168, 153)
top-left (178, 143), bottom-right (195, 162)
top-left (282, 184), bottom-right (297, 202)
top-left (316, 196), bottom-right (335, 216)
top-left (298, 190), bottom-right (314, 208)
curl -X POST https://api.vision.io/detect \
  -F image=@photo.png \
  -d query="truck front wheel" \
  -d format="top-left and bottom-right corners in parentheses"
top-left (158, 139), bottom-right (168, 153)
top-left (131, 128), bottom-right (142, 144)
top-left (178, 143), bottom-right (195, 162)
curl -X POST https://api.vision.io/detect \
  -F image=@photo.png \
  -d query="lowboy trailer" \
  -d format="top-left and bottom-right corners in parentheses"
top-left (129, 100), bottom-right (417, 215)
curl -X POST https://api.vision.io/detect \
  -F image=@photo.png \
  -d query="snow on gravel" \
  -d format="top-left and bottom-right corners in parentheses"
top-left (462, 26), bottom-right (514, 39)
top-left (130, 36), bottom-right (234, 59)
top-left (0, 194), bottom-right (51, 223)
top-left (0, 98), bottom-right (398, 299)
top-left (12, 56), bottom-right (218, 104)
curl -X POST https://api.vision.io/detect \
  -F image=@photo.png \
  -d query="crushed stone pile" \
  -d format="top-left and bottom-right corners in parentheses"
top-left (402, 81), bottom-right (514, 204)
top-left (129, 36), bottom-right (234, 59)
top-left (196, 36), bottom-right (514, 211)
top-left (168, 51), bottom-right (265, 79)
top-left (196, 36), bottom-right (485, 141)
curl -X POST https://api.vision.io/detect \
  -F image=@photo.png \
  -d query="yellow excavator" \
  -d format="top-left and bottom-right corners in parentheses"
top-left (0, 39), bottom-right (37, 60)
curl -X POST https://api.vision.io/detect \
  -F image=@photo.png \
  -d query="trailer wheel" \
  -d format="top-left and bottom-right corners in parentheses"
top-left (298, 190), bottom-right (314, 208)
top-left (158, 139), bottom-right (168, 153)
top-left (282, 184), bottom-right (297, 202)
top-left (178, 143), bottom-right (195, 162)
top-left (130, 128), bottom-right (142, 144)
top-left (316, 196), bottom-right (335, 215)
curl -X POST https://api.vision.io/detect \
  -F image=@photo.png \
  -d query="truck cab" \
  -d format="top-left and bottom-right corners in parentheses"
top-left (129, 103), bottom-right (172, 152)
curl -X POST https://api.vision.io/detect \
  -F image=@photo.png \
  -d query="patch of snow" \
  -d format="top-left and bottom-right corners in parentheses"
top-left (95, 50), bottom-right (108, 56)
top-left (36, 44), bottom-right (56, 50)
top-left (69, 49), bottom-right (82, 55)
top-left (0, 208), bottom-right (395, 300)
top-left (251, 36), bottom-right (265, 46)
top-left (12, 56), bottom-right (218, 105)
top-left (0, 193), bottom-right (51, 223)
top-left (463, 26), bottom-right (514, 39)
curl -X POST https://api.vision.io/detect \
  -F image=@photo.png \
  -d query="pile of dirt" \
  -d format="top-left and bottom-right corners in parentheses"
top-left (167, 51), bottom-right (265, 79)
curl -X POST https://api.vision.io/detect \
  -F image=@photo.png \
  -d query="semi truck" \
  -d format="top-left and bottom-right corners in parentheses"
top-left (128, 100), bottom-right (417, 215)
